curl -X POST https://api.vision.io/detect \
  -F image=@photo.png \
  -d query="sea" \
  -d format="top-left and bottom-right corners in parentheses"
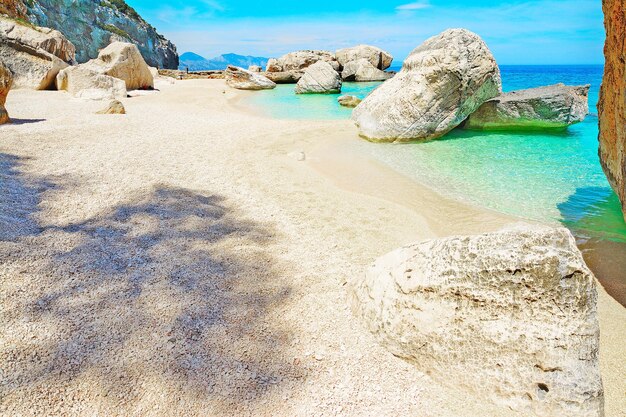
top-left (242, 65), bottom-right (626, 305)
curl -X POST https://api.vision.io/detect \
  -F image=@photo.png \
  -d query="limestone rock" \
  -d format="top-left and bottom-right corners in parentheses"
top-left (19, 0), bottom-right (178, 69)
top-left (0, 16), bottom-right (75, 63)
top-left (295, 61), bottom-right (342, 94)
top-left (335, 44), bottom-right (393, 70)
top-left (350, 224), bottom-right (604, 417)
top-left (266, 50), bottom-right (339, 75)
top-left (598, 0), bottom-right (626, 221)
top-left (82, 42), bottom-right (154, 90)
top-left (465, 84), bottom-right (590, 130)
top-left (338, 95), bottom-right (361, 108)
top-left (56, 66), bottom-right (127, 100)
top-left (264, 71), bottom-right (303, 84)
top-left (248, 65), bottom-right (262, 72)
top-left (225, 65), bottom-right (276, 90)
top-left (96, 100), bottom-right (125, 114)
top-left (0, 34), bottom-right (68, 90)
top-left (0, 63), bottom-right (12, 124)
top-left (352, 29), bottom-right (502, 142)
top-left (341, 59), bottom-right (392, 82)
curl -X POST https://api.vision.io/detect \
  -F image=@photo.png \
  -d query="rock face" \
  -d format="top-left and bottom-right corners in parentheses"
top-left (264, 71), bottom-right (303, 84)
top-left (266, 50), bottom-right (339, 75)
top-left (0, 0), bottom-right (27, 19)
top-left (2, 0), bottom-right (178, 69)
top-left (350, 225), bottom-right (604, 417)
top-left (248, 65), bottom-right (262, 73)
top-left (0, 63), bottom-right (12, 124)
top-left (598, 0), bottom-right (626, 221)
top-left (82, 42), bottom-right (153, 90)
top-left (341, 58), bottom-right (392, 82)
top-left (96, 99), bottom-right (125, 114)
top-left (465, 84), bottom-right (590, 130)
top-left (0, 16), bottom-right (75, 63)
top-left (295, 61), bottom-right (342, 94)
top-left (338, 95), bottom-right (361, 108)
top-left (56, 66), bottom-right (127, 100)
top-left (0, 33), bottom-right (68, 90)
top-left (335, 44), bottom-right (393, 70)
top-left (352, 29), bottom-right (502, 142)
top-left (225, 65), bottom-right (276, 90)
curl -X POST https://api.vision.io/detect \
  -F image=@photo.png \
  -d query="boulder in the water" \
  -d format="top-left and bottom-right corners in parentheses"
top-left (464, 84), bottom-right (590, 130)
top-left (352, 29), bottom-right (502, 142)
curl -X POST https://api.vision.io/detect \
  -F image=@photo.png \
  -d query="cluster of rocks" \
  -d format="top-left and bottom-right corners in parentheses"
top-left (0, 15), bottom-right (171, 123)
top-left (224, 44), bottom-right (395, 95)
top-left (351, 29), bottom-right (590, 142)
top-left (350, 224), bottom-right (605, 416)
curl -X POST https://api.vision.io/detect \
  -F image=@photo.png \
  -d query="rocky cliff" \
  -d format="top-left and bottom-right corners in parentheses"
top-left (598, 0), bottom-right (626, 221)
top-left (1, 0), bottom-right (178, 69)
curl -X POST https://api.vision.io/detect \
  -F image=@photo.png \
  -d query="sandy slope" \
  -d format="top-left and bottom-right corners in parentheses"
top-left (0, 80), bottom-right (624, 416)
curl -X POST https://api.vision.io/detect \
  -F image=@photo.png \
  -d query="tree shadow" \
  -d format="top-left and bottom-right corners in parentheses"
top-left (557, 186), bottom-right (626, 307)
top-left (1, 162), bottom-right (303, 414)
top-left (0, 153), bottom-right (54, 240)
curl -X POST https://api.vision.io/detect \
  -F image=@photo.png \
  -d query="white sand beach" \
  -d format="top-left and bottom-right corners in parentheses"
top-left (1, 79), bottom-right (624, 416)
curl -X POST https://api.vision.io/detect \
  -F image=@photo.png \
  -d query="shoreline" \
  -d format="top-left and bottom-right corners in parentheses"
top-left (1, 79), bottom-right (624, 415)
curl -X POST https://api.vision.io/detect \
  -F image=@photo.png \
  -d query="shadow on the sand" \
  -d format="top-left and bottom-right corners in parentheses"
top-left (6, 118), bottom-right (46, 125)
top-left (0, 153), bottom-right (53, 240)
top-left (0, 157), bottom-right (302, 414)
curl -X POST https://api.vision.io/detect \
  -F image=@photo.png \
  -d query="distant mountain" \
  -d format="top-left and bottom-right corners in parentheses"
top-left (179, 52), bottom-right (268, 71)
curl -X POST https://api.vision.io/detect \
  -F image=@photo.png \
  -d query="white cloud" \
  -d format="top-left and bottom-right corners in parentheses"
top-left (395, 1), bottom-right (431, 11)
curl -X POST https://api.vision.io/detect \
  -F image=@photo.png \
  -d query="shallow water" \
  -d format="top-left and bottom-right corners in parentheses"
top-left (243, 65), bottom-right (626, 305)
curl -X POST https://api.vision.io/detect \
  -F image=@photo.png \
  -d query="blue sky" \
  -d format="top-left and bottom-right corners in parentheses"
top-left (126, 0), bottom-right (605, 64)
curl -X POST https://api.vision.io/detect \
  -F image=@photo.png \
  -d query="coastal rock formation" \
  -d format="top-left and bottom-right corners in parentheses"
top-left (0, 16), bottom-right (75, 63)
top-left (0, 63), bottom-right (12, 124)
top-left (350, 224), bottom-right (604, 417)
top-left (56, 66), bottom-right (127, 100)
top-left (0, 0), bottom-right (27, 19)
top-left (335, 44), bottom-right (393, 70)
top-left (4, 0), bottom-right (178, 69)
top-left (225, 65), bottom-right (276, 90)
top-left (264, 71), bottom-right (303, 84)
top-left (266, 50), bottom-right (340, 75)
top-left (352, 29), bottom-right (502, 142)
top-left (82, 42), bottom-right (153, 90)
top-left (465, 84), bottom-right (590, 130)
top-left (341, 59), bottom-right (392, 82)
top-left (295, 61), bottom-right (342, 94)
top-left (0, 32), bottom-right (68, 89)
top-left (96, 100), bottom-right (125, 114)
top-left (338, 95), bottom-right (361, 108)
top-left (598, 0), bottom-right (626, 221)
top-left (248, 65), bottom-right (262, 73)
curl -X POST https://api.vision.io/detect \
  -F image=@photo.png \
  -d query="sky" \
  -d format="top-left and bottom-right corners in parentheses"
top-left (126, 0), bottom-right (605, 65)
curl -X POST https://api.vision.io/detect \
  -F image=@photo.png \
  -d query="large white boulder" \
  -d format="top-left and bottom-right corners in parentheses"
top-left (352, 29), bottom-right (502, 142)
top-left (350, 224), bottom-right (604, 417)
top-left (56, 66), bottom-right (127, 100)
top-left (225, 65), bottom-right (276, 90)
top-left (465, 84), bottom-right (590, 130)
top-left (266, 50), bottom-right (340, 73)
top-left (0, 34), bottom-right (68, 90)
top-left (341, 58), bottom-right (392, 82)
top-left (82, 42), bottom-right (154, 90)
top-left (335, 44), bottom-right (393, 70)
top-left (0, 63), bottom-right (12, 124)
top-left (295, 61), bottom-right (342, 94)
top-left (0, 16), bottom-right (76, 63)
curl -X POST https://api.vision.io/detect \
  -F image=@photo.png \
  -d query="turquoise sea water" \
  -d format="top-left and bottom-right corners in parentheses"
top-left (244, 65), bottom-right (626, 303)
